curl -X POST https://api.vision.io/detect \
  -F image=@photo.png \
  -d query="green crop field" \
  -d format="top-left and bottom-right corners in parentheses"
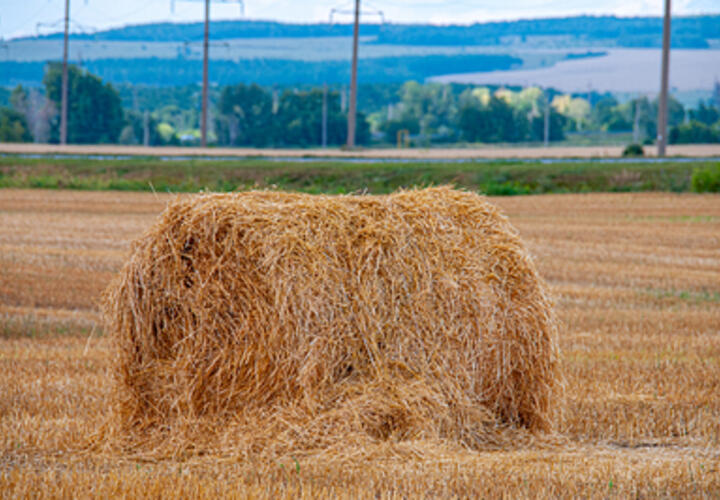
top-left (1, 155), bottom-right (718, 195)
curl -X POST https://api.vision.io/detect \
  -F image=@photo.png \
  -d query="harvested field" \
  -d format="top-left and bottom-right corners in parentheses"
top-left (1, 189), bottom-right (720, 497)
top-left (432, 48), bottom-right (720, 94)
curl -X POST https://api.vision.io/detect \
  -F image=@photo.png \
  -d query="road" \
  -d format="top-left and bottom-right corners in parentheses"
top-left (1, 142), bottom-right (719, 159)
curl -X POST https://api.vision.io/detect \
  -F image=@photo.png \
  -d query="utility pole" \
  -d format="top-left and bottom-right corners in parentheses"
top-left (543, 91), bottom-right (550, 147)
top-left (201, 0), bottom-right (210, 148)
top-left (60, 0), bottom-right (70, 145)
top-left (633, 98), bottom-right (641, 143)
top-left (346, 0), bottom-right (360, 148)
top-left (322, 83), bottom-right (328, 148)
top-left (657, 0), bottom-right (671, 157)
top-left (143, 110), bottom-right (150, 147)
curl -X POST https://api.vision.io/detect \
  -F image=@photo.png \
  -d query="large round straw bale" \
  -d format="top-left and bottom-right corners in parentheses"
top-left (102, 187), bottom-right (560, 451)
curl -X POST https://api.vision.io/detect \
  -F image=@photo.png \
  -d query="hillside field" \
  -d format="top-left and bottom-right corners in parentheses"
top-left (432, 48), bottom-right (720, 94)
top-left (1, 188), bottom-right (718, 497)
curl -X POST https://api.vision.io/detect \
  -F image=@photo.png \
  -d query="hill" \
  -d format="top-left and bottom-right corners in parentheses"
top-left (3, 15), bottom-right (718, 89)
top-left (23, 15), bottom-right (720, 49)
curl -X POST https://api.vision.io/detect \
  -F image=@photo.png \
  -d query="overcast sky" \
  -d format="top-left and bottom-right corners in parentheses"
top-left (2, 0), bottom-right (719, 40)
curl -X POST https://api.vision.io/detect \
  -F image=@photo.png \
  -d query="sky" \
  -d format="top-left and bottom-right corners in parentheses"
top-left (2, 0), bottom-right (719, 40)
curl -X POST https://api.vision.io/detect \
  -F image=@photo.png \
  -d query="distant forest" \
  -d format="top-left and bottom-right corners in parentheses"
top-left (26, 15), bottom-right (720, 49)
top-left (3, 62), bottom-right (719, 147)
top-left (0, 54), bottom-right (521, 87)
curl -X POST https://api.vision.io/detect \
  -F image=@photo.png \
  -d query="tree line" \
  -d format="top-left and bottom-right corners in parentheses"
top-left (0, 64), bottom-right (370, 147)
top-left (2, 64), bottom-right (720, 146)
top-left (368, 82), bottom-right (720, 145)
top-left (33, 16), bottom-right (720, 49)
top-left (1, 54), bottom-right (520, 88)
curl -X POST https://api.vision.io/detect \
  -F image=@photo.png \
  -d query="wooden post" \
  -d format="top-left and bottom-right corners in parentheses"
top-left (60, 0), bottom-right (70, 145)
top-left (657, 0), bottom-right (671, 157)
top-left (322, 83), bottom-right (328, 148)
top-left (543, 91), bottom-right (550, 147)
top-left (201, 0), bottom-right (210, 147)
top-left (346, 0), bottom-right (360, 148)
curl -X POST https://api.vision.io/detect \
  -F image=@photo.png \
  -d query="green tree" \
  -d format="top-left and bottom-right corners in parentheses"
top-left (10, 85), bottom-right (29, 115)
top-left (552, 94), bottom-right (590, 131)
top-left (215, 83), bottom-right (274, 147)
top-left (591, 96), bottom-right (619, 128)
top-left (0, 107), bottom-right (33, 142)
top-left (0, 88), bottom-right (9, 107)
top-left (606, 114), bottom-right (632, 131)
top-left (43, 63), bottom-right (124, 144)
top-left (530, 109), bottom-right (566, 142)
top-left (458, 96), bottom-right (529, 143)
top-left (652, 95), bottom-right (685, 128)
top-left (395, 81), bottom-right (456, 139)
top-left (275, 89), bottom-right (369, 147)
top-left (122, 110), bottom-right (178, 146)
top-left (155, 104), bottom-right (199, 137)
top-left (688, 101), bottom-right (719, 126)
top-left (380, 115), bottom-right (420, 144)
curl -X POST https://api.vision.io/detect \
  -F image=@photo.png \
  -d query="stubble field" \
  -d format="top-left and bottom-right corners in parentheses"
top-left (1, 189), bottom-right (719, 498)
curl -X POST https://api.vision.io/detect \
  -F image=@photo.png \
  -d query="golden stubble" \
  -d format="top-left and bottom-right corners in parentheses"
top-left (1, 189), bottom-right (719, 498)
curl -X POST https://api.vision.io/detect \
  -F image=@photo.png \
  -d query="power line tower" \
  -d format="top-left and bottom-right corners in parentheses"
top-left (60, 0), bottom-right (70, 145)
top-left (37, 4), bottom-right (96, 145)
top-left (322, 83), bottom-right (328, 148)
top-left (543, 89), bottom-right (550, 147)
top-left (173, 0), bottom-right (244, 147)
top-left (347, 0), bottom-right (360, 148)
top-left (657, 0), bottom-right (671, 157)
top-left (330, 1), bottom-right (384, 148)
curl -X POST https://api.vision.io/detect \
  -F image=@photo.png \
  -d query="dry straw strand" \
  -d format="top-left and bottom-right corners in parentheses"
top-left (101, 186), bottom-right (561, 457)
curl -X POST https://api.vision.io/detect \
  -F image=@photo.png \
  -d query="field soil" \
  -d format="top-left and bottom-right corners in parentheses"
top-left (2, 142), bottom-right (720, 159)
top-left (1, 189), bottom-right (719, 497)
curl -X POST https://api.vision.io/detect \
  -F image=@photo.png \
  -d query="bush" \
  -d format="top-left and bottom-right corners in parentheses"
top-left (622, 143), bottom-right (644, 157)
top-left (691, 164), bottom-right (720, 193)
top-left (0, 107), bottom-right (32, 142)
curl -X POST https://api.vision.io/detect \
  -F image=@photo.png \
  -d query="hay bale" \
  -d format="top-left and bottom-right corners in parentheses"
top-left (102, 187), bottom-right (560, 452)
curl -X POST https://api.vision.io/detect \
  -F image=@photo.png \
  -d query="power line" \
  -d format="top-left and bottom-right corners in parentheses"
top-left (329, 5), bottom-right (384, 24)
top-left (171, 0), bottom-right (244, 16)
top-left (36, 19), bottom-right (96, 37)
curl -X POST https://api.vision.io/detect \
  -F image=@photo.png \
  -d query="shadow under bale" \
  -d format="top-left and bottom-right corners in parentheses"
top-left (101, 187), bottom-right (561, 456)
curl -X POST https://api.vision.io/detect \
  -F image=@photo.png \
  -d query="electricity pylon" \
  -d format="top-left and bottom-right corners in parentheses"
top-left (173, 0), bottom-right (244, 147)
top-left (657, 0), bottom-right (671, 157)
top-left (60, 0), bottom-right (70, 145)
